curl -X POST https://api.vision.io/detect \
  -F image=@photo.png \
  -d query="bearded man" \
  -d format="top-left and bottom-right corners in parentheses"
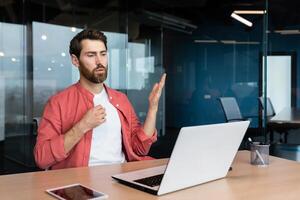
top-left (34, 29), bottom-right (166, 170)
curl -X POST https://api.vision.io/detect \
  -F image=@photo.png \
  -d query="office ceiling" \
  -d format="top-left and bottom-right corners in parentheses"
top-left (0, 0), bottom-right (299, 30)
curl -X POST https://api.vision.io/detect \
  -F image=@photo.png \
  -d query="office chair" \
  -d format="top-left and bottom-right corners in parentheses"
top-left (218, 97), bottom-right (246, 122)
top-left (258, 97), bottom-right (276, 117)
top-left (258, 97), bottom-right (289, 143)
top-left (33, 117), bottom-right (41, 135)
top-left (218, 97), bottom-right (255, 150)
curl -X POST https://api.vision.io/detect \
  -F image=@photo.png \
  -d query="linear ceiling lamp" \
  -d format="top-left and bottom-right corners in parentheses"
top-left (220, 40), bottom-right (260, 45)
top-left (143, 10), bottom-right (198, 34)
top-left (274, 30), bottom-right (300, 35)
top-left (231, 12), bottom-right (253, 27)
top-left (234, 10), bottom-right (266, 14)
top-left (194, 40), bottom-right (218, 43)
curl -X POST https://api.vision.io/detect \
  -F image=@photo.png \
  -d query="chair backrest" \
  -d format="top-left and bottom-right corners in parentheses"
top-left (33, 117), bottom-right (41, 135)
top-left (258, 97), bottom-right (276, 117)
top-left (218, 97), bottom-right (244, 122)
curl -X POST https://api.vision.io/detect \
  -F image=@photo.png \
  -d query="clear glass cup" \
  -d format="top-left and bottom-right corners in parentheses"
top-left (250, 142), bottom-right (270, 166)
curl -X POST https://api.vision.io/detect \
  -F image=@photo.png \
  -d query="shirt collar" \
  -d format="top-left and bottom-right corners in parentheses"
top-left (75, 82), bottom-right (114, 101)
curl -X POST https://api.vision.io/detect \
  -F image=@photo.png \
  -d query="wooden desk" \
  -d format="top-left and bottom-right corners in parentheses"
top-left (1, 151), bottom-right (300, 200)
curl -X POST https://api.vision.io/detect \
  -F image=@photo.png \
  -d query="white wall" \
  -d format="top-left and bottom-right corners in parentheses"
top-left (263, 55), bottom-right (291, 113)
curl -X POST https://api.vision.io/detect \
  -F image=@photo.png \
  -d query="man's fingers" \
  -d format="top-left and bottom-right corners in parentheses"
top-left (150, 83), bottom-right (159, 97)
top-left (94, 113), bottom-right (106, 125)
top-left (150, 74), bottom-right (166, 98)
top-left (94, 104), bottom-right (105, 110)
top-left (155, 73), bottom-right (166, 96)
top-left (156, 74), bottom-right (166, 95)
top-left (100, 118), bottom-right (106, 123)
top-left (148, 74), bottom-right (166, 107)
top-left (94, 105), bottom-right (105, 113)
top-left (159, 73), bottom-right (166, 88)
top-left (95, 111), bottom-right (106, 117)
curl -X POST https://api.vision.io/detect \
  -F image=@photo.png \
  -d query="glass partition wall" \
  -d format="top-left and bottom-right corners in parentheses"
top-left (266, 0), bottom-right (300, 146)
top-left (0, 0), bottom-right (165, 174)
top-left (0, 0), bottom-right (279, 174)
top-left (164, 0), bottom-right (268, 155)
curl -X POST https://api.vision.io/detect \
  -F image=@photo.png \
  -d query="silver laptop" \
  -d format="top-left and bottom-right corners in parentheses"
top-left (112, 121), bottom-right (250, 195)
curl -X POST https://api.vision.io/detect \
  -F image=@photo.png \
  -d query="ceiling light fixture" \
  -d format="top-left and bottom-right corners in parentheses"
top-left (41, 34), bottom-right (47, 40)
top-left (220, 40), bottom-right (237, 44)
top-left (234, 10), bottom-right (266, 14)
top-left (274, 30), bottom-right (300, 35)
top-left (194, 40), bottom-right (218, 43)
top-left (143, 10), bottom-right (197, 34)
top-left (231, 13), bottom-right (253, 27)
top-left (220, 40), bottom-right (259, 45)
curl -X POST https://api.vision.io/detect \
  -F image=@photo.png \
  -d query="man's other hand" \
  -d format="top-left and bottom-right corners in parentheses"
top-left (77, 105), bottom-right (106, 133)
top-left (148, 73), bottom-right (166, 112)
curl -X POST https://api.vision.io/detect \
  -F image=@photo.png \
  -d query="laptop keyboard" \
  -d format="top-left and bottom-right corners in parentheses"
top-left (134, 174), bottom-right (164, 187)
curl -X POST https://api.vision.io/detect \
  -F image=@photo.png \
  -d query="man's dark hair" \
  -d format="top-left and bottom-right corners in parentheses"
top-left (69, 29), bottom-right (107, 58)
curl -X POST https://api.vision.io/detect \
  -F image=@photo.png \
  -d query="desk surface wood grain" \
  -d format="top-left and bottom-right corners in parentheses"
top-left (0, 151), bottom-right (300, 200)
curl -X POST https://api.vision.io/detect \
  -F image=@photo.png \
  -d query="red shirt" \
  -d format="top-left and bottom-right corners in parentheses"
top-left (34, 83), bottom-right (157, 170)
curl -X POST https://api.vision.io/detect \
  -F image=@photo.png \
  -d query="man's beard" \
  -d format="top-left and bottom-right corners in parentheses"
top-left (79, 62), bottom-right (108, 84)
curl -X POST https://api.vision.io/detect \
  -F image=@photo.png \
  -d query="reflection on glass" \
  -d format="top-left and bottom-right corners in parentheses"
top-left (33, 22), bottom-right (80, 117)
top-left (128, 42), bottom-right (155, 90)
top-left (0, 22), bottom-right (25, 137)
top-left (0, 76), bottom-right (4, 141)
top-left (127, 39), bottom-right (164, 136)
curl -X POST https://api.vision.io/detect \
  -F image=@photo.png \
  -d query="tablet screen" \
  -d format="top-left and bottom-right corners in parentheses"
top-left (47, 184), bottom-right (107, 200)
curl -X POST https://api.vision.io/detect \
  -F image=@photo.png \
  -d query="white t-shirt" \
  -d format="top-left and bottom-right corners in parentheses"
top-left (88, 89), bottom-right (125, 166)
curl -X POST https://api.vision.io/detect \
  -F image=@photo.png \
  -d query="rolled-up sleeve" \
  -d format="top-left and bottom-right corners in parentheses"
top-left (128, 100), bottom-right (157, 156)
top-left (34, 98), bottom-right (68, 169)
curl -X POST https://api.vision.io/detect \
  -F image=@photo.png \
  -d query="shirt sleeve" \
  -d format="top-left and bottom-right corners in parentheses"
top-left (126, 97), bottom-right (157, 156)
top-left (34, 98), bottom-right (68, 169)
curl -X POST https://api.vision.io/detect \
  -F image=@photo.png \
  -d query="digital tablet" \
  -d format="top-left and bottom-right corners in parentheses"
top-left (46, 183), bottom-right (108, 200)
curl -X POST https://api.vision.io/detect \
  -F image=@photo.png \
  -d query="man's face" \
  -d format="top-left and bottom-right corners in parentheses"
top-left (77, 39), bottom-right (108, 83)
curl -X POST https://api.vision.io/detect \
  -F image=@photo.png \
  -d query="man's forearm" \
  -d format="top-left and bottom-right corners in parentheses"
top-left (143, 108), bottom-right (157, 137)
top-left (64, 123), bottom-right (86, 154)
